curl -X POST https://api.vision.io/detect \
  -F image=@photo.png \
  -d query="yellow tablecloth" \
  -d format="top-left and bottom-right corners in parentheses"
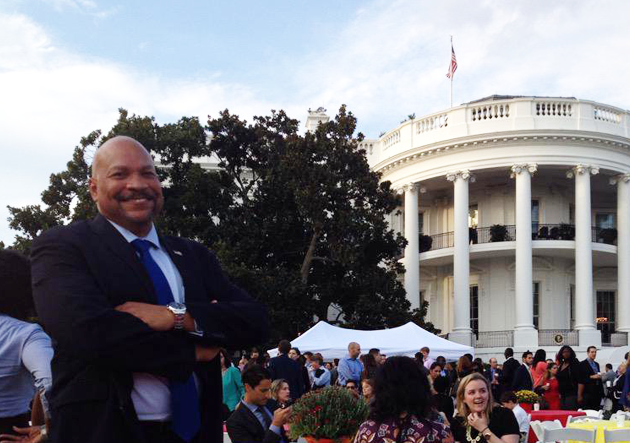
top-left (567, 419), bottom-right (630, 443)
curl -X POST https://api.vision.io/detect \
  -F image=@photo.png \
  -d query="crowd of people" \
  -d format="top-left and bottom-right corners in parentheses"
top-left (219, 341), bottom-right (630, 443)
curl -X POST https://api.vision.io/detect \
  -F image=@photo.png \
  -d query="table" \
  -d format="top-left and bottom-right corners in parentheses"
top-left (527, 410), bottom-right (586, 443)
top-left (568, 419), bottom-right (630, 443)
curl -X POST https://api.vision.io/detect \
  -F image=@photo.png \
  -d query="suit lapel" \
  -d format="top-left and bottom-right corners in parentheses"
top-left (239, 403), bottom-right (266, 437)
top-left (88, 215), bottom-right (157, 303)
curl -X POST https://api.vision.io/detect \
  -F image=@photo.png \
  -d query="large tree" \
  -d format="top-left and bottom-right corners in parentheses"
top-left (8, 106), bottom-right (436, 345)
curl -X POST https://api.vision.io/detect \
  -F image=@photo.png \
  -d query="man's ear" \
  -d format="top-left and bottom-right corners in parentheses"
top-left (244, 383), bottom-right (253, 394)
top-left (89, 177), bottom-right (98, 202)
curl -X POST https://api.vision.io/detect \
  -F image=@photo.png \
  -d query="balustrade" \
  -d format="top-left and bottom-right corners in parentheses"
top-left (416, 113), bottom-right (448, 133)
top-left (535, 101), bottom-right (573, 117)
top-left (383, 130), bottom-right (400, 148)
top-left (471, 103), bottom-right (510, 121)
top-left (594, 106), bottom-right (622, 124)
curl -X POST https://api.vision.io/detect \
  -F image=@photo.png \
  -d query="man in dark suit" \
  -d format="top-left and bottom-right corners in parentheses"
top-left (501, 347), bottom-right (521, 392)
top-left (578, 346), bottom-right (604, 409)
top-left (512, 351), bottom-right (534, 391)
top-left (267, 340), bottom-right (304, 400)
top-left (227, 366), bottom-right (291, 443)
top-left (31, 136), bottom-right (268, 443)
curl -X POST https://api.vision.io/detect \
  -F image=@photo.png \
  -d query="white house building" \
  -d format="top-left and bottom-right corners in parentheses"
top-left (355, 95), bottom-right (630, 357)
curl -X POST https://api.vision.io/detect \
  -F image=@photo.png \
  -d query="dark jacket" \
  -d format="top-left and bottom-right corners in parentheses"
top-left (31, 215), bottom-right (269, 443)
top-left (226, 402), bottom-right (283, 443)
top-left (512, 364), bottom-right (534, 391)
top-left (578, 359), bottom-right (603, 406)
top-left (501, 357), bottom-right (520, 390)
top-left (267, 354), bottom-right (304, 400)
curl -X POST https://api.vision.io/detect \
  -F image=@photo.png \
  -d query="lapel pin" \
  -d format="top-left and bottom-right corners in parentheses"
top-left (173, 250), bottom-right (183, 256)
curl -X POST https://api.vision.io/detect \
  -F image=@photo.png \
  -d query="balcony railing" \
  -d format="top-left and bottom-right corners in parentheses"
top-left (422, 224), bottom-right (617, 252)
top-left (538, 329), bottom-right (579, 346)
top-left (472, 331), bottom-right (514, 348)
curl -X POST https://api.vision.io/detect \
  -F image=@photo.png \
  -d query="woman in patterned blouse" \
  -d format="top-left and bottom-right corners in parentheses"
top-left (354, 356), bottom-right (454, 443)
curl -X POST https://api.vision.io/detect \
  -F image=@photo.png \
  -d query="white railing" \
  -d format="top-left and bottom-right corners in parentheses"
top-left (416, 113), bottom-right (448, 133)
top-left (594, 106), bottom-right (622, 124)
top-left (536, 101), bottom-right (573, 117)
top-left (471, 103), bottom-right (510, 121)
top-left (359, 141), bottom-right (375, 155)
top-left (383, 130), bottom-right (400, 148)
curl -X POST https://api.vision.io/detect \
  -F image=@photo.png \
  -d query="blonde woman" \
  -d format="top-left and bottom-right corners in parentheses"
top-left (449, 373), bottom-right (519, 443)
top-left (267, 379), bottom-right (291, 412)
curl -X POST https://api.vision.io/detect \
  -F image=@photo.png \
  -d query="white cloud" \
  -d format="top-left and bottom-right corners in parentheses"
top-left (0, 12), bottom-right (275, 244)
top-left (291, 0), bottom-right (630, 136)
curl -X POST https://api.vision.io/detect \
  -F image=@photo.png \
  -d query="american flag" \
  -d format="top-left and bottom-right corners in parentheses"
top-left (446, 40), bottom-right (457, 79)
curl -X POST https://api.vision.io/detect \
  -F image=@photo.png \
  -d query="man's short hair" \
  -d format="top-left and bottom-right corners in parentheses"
top-left (369, 348), bottom-right (380, 356)
top-left (278, 340), bottom-right (291, 354)
top-left (348, 342), bottom-right (359, 351)
top-left (346, 379), bottom-right (359, 388)
top-left (311, 354), bottom-right (323, 365)
top-left (415, 351), bottom-right (423, 360)
top-left (522, 351), bottom-right (532, 359)
top-left (0, 249), bottom-right (34, 321)
top-left (241, 365), bottom-right (271, 389)
top-left (430, 362), bottom-right (442, 371)
top-left (303, 351), bottom-right (313, 358)
top-left (587, 345), bottom-right (597, 353)
top-left (606, 363), bottom-right (613, 371)
top-left (500, 391), bottom-right (517, 404)
top-left (421, 346), bottom-right (430, 353)
top-left (504, 347), bottom-right (514, 358)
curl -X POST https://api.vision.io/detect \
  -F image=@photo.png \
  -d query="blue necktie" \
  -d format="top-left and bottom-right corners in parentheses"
top-left (132, 239), bottom-right (201, 442)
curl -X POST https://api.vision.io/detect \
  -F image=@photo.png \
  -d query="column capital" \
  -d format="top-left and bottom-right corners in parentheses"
top-left (446, 169), bottom-right (475, 183)
top-left (609, 173), bottom-right (630, 185)
top-left (400, 182), bottom-right (420, 193)
top-left (566, 164), bottom-right (599, 179)
top-left (510, 163), bottom-right (538, 178)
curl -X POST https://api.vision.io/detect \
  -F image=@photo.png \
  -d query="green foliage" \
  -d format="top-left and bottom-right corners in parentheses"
top-left (514, 390), bottom-right (539, 404)
top-left (7, 106), bottom-right (438, 346)
top-left (288, 386), bottom-right (368, 441)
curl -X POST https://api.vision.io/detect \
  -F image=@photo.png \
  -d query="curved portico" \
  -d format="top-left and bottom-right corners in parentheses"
top-left (366, 96), bottom-right (630, 351)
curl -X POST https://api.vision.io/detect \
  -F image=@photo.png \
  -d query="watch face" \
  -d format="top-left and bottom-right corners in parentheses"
top-left (167, 302), bottom-right (186, 314)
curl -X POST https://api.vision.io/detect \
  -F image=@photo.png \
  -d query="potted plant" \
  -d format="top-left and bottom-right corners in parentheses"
top-left (558, 223), bottom-right (575, 240)
top-left (489, 224), bottom-right (508, 242)
top-left (419, 234), bottom-right (433, 252)
top-left (515, 389), bottom-right (540, 413)
top-left (599, 228), bottom-right (617, 245)
top-left (289, 386), bottom-right (369, 443)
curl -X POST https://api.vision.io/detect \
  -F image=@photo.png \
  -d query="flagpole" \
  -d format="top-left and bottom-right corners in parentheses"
top-left (450, 35), bottom-right (453, 108)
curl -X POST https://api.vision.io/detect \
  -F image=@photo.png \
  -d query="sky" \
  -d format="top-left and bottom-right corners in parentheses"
top-left (1, 0), bottom-right (630, 245)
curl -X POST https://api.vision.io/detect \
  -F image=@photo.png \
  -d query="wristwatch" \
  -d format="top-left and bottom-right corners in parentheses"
top-left (167, 302), bottom-right (187, 330)
top-left (482, 428), bottom-right (492, 440)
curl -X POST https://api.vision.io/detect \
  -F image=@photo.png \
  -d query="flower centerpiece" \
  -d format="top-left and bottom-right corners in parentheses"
top-left (289, 386), bottom-right (369, 443)
top-left (515, 390), bottom-right (540, 413)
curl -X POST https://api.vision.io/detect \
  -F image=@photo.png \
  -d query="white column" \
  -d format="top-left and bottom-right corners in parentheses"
top-left (511, 164), bottom-right (539, 348)
top-left (611, 173), bottom-right (630, 333)
top-left (447, 170), bottom-right (473, 346)
top-left (567, 164), bottom-right (601, 347)
top-left (403, 184), bottom-right (420, 310)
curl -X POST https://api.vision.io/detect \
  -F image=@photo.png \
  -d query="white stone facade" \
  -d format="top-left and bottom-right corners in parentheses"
top-left (361, 95), bottom-right (630, 355)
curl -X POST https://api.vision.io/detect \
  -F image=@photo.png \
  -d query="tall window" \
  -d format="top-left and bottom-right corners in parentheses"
top-left (531, 200), bottom-right (540, 232)
top-left (470, 285), bottom-right (479, 337)
top-left (570, 285), bottom-right (575, 329)
top-left (419, 290), bottom-right (426, 307)
top-left (468, 205), bottom-right (479, 228)
top-left (597, 291), bottom-right (616, 344)
top-left (596, 213), bottom-right (615, 229)
top-left (533, 282), bottom-right (540, 329)
top-left (419, 212), bottom-right (425, 234)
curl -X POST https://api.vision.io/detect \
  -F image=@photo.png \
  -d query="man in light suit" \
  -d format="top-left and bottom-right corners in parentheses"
top-left (31, 136), bottom-right (268, 443)
top-left (227, 366), bottom-right (291, 443)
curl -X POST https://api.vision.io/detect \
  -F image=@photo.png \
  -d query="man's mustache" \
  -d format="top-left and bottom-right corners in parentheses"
top-left (115, 191), bottom-right (155, 202)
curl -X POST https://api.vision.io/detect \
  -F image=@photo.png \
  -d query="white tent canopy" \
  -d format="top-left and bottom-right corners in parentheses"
top-left (267, 321), bottom-right (473, 361)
